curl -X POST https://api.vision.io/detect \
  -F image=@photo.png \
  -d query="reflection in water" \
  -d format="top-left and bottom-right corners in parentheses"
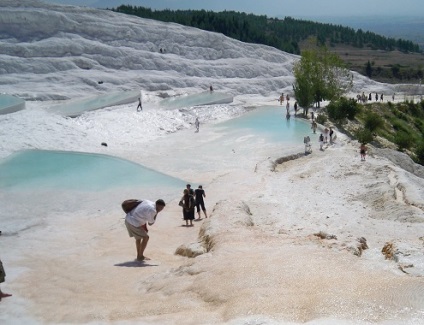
top-left (160, 91), bottom-right (233, 109)
top-left (216, 106), bottom-right (313, 143)
top-left (46, 90), bottom-right (140, 117)
top-left (0, 94), bottom-right (25, 114)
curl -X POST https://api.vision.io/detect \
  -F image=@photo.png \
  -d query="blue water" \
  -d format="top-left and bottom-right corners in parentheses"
top-left (0, 94), bottom-right (25, 114)
top-left (215, 106), bottom-right (315, 143)
top-left (46, 90), bottom-right (140, 117)
top-left (0, 150), bottom-right (187, 191)
top-left (160, 91), bottom-right (233, 109)
top-left (0, 106), bottom-right (314, 191)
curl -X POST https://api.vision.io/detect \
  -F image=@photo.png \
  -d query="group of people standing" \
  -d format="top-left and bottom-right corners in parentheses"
top-left (279, 93), bottom-right (300, 119)
top-left (179, 184), bottom-right (208, 226)
top-left (357, 92), bottom-right (387, 103)
top-left (122, 183), bottom-right (208, 262)
top-left (318, 127), bottom-right (335, 150)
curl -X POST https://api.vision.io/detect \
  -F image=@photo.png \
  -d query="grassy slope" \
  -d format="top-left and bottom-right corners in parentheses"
top-left (339, 100), bottom-right (424, 164)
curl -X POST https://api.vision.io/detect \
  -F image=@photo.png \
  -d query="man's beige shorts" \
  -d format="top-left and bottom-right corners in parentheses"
top-left (125, 220), bottom-right (148, 239)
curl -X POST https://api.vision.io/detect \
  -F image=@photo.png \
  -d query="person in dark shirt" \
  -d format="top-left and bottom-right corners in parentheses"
top-left (194, 185), bottom-right (208, 220)
top-left (186, 184), bottom-right (194, 195)
top-left (179, 189), bottom-right (195, 226)
top-left (0, 259), bottom-right (12, 301)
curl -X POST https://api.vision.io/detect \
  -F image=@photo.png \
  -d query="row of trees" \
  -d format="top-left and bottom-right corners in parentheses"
top-left (112, 6), bottom-right (421, 55)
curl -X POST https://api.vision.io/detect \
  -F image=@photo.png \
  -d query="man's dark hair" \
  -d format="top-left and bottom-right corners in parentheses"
top-left (156, 199), bottom-right (166, 207)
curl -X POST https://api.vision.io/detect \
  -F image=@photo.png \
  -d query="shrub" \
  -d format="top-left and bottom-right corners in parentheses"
top-left (327, 97), bottom-right (360, 122)
top-left (406, 101), bottom-right (423, 118)
top-left (391, 119), bottom-right (410, 133)
top-left (415, 141), bottom-right (424, 165)
top-left (326, 101), bottom-right (345, 121)
top-left (316, 114), bottom-right (327, 125)
top-left (393, 109), bottom-right (408, 121)
top-left (345, 98), bottom-right (360, 120)
top-left (355, 127), bottom-right (373, 144)
top-left (394, 131), bottom-right (413, 150)
top-left (413, 118), bottom-right (424, 134)
top-left (364, 111), bottom-right (384, 132)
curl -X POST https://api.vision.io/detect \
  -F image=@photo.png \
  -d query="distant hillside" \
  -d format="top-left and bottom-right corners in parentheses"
top-left (112, 6), bottom-right (421, 54)
top-left (112, 6), bottom-right (424, 84)
top-left (306, 16), bottom-right (424, 51)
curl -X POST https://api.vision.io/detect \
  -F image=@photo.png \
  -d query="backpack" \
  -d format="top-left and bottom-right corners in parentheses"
top-left (121, 199), bottom-right (142, 213)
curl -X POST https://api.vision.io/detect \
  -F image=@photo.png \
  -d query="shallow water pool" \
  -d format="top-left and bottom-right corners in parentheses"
top-left (215, 106), bottom-right (316, 143)
top-left (46, 90), bottom-right (140, 117)
top-left (0, 94), bottom-right (26, 114)
top-left (0, 150), bottom-right (187, 191)
top-left (160, 91), bottom-right (233, 109)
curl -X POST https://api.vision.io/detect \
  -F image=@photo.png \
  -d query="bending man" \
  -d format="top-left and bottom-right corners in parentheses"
top-left (125, 199), bottom-right (166, 261)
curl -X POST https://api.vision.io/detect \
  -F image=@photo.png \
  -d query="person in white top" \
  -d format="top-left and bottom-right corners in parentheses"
top-left (125, 199), bottom-right (166, 261)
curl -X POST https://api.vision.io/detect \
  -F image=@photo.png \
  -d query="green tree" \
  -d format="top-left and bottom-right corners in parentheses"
top-left (293, 46), bottom-right (353, 116)
top-left (292, 51), bottom-right (315, 116)
top-left (365, 60), bottom-right (372, 78)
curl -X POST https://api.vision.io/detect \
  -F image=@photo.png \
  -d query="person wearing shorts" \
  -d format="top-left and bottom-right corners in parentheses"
top-left (194, 185), bottom-right (208, 219)
top-left (360, 144), bottom-right (367, 161)
top-left (125, 199), bottom-right (166, 261)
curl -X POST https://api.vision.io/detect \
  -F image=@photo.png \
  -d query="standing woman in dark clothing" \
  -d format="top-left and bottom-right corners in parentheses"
top-left (179, 189), bottom-right (195, 226)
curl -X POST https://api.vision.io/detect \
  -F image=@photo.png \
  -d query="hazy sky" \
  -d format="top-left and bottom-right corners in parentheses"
top-left (44, 0), bottom-right (423, 18)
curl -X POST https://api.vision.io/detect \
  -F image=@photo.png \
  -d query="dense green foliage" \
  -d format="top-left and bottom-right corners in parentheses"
top-left (111, 6), bottom-right (421, 55)
top-left (394, 131), bottom-right (414, 150)
top-left (354, 128), bottom-right (374, 145)
top-left (416, 142), bottom-right (424, 165)
top-left (326, 99), bottom-right (424, 165)
top-left (363, 111), bottom-right (384, 131)
top-left (326, 97), bottom-right (360, 122)
top-left (315, 114), bottom-right (327, 125)
top-left (293, 47), bottom-right (352, 114)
